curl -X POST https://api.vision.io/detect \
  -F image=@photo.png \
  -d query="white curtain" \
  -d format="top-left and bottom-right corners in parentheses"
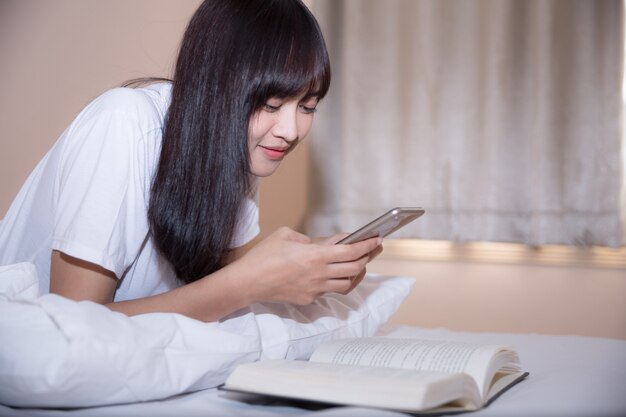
top-left (305, 0), bottom-right (625, 247)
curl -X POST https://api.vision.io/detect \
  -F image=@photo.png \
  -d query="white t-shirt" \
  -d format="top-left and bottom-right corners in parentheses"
top-left (0, 83), bottom-right (260, 301)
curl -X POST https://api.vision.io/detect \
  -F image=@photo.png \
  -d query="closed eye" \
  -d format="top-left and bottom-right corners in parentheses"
top-left (299, 104), bottom-right (317, 114)
top-left (263, 103), bottom-right (281, 113)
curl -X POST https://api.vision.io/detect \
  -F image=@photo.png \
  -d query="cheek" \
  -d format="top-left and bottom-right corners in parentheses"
top-left (248, 114), bottom-right (261, 142)
top-left (248, 112), bottom-right (272, 142)
top-left (298, 114), bottom-right (315, 138)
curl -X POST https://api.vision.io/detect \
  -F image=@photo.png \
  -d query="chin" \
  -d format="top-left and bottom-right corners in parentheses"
top-left (251, 164), bottom-right (280, 177)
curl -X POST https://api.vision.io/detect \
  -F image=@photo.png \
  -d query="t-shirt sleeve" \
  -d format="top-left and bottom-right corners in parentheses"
top-left (51, 89), bottom-right (157, 278)
top-left (230, 179), bottom-right (260, 248)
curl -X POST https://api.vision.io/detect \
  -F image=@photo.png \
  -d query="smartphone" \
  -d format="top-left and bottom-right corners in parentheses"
top-left (336, 207), bottom-right (425, 244)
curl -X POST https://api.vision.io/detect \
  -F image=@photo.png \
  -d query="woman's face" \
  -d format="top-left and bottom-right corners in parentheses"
top-left (248, 94), bottom-right (318, 177)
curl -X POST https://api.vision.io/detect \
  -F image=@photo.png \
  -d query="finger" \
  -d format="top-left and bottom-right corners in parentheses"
top-left (324, 277), bottom-right (352, 294)
top-left (369, 244), bottom-right (384, 261)
top-left (325, 255), bottom-right (371, 278)
top-left (310, 233), bottom-right (350, 245)
top-left (323, 237), bottom-right (380, 263)
top-left (346, 270), bottom-right (366, 292)
top-left (273, 227), bottom-right (312, 244)
top-left (323, 233), bottom-right (350, 245)
top-left (352, 269), bottom-right (366, 286)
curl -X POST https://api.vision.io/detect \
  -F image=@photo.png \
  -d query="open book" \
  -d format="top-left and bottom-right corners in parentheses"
top-left (222, 337), bottom-right (528, 414)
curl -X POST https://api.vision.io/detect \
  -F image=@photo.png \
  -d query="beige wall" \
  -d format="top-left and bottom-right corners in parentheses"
top-left (0, 0), bottom-right (308, 234)
top-left (373, 256), bottom-right (626, 340)
top-left (0, 0), bottom-right (201, 217)
top-left (1, 1), bottom-right (624, 340)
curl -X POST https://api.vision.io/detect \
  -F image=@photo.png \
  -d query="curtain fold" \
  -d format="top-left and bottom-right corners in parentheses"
top-left (305, 0), bottom-right (625, 247)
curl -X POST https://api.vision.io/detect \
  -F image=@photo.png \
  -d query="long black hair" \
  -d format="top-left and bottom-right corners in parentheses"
top-left (148, 0), bottom-right (331, 284)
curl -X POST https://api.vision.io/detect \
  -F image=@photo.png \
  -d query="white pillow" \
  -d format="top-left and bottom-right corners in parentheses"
top-left (0, 262), bottom-right (39, 299)
top-left (249, 274), bottom-right (415, 360)
top-left (0, 263), bottom-right (414, 408)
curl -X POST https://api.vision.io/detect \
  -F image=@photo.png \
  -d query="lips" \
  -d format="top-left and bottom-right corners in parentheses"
top-left (259, 145), bottom-right (289, 160)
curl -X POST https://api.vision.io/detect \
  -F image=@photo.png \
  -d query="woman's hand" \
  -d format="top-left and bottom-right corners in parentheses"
top-left (232, 227), bottom-right (382, 306)
top-left (312, 232), bottom-right (384, 292)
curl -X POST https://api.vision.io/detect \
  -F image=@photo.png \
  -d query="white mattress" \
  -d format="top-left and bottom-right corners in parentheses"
top-left (2, 325), bottom-right (625, 417)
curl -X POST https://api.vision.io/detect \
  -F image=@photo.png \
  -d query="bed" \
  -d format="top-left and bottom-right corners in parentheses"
top-left (1, 263), bottom-right (625, 417)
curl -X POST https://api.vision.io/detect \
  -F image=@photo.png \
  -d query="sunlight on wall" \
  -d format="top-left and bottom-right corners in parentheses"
top-left (380, 239), bottom-right (626, 269)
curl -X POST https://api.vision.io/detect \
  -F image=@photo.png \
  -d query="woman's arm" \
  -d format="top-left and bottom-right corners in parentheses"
top-left (50, 227), bottom-right (382, 322)
top-left (50, 251), bottom-right (117, 303)
top-left (50, 250), bottom-right (254, 321)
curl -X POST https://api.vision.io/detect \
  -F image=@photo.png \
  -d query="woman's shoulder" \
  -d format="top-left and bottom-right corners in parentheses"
top-left (80, 82), bottom-right (171, 128)
top-left (55, 83), bottom-right (172, 164)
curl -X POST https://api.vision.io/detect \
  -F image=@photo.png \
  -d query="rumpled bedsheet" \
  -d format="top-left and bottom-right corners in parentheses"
top-left (0, 262), bottom-right (414, 408)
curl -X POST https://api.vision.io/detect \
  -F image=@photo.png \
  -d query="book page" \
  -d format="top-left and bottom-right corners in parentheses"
top-left (223, 360), bottom-right (481, 412)
top-left (310, 337), bottom-right (502, 396)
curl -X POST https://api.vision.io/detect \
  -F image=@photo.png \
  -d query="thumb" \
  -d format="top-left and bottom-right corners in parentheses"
top-left (275, 226), bottom-right (312, 244)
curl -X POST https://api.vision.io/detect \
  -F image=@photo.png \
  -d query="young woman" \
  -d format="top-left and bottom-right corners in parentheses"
top-left (0, 0), bottom-right (381, 322)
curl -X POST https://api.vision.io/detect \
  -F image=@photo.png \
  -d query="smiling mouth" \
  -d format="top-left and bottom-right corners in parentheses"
top-left (259, 145), bottom-right (290, 160)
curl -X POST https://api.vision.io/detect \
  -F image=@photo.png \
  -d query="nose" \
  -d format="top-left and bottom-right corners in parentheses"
top-left (272, 107), bottom-right (299, 143)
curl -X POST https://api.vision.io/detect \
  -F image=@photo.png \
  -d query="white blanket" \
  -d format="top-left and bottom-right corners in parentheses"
top-left (0, 262), bottom-right (415, 408)
top-left (2, 325), bottom-right (625, 417)
top-left (3, 262), bottom-right (625, 417)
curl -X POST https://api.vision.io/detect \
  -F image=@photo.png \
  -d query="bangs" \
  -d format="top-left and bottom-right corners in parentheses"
top-left (243, 1), bottom-right (331, 108)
